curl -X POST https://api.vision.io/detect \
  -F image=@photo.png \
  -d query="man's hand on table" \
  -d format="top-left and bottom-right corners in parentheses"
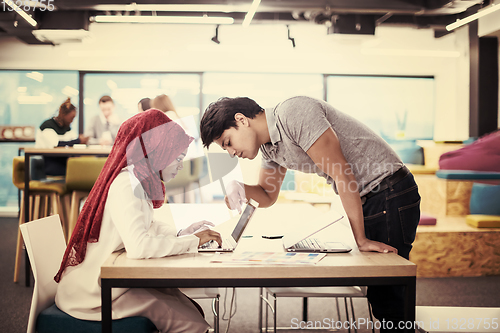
top-left (357, 238), bottom-right (398, 254)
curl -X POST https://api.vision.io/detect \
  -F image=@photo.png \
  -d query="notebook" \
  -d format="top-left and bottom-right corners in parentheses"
top-left (198, 199), bottom-right (259, 252)
top-left (282, 210), bottom-right (352, 253)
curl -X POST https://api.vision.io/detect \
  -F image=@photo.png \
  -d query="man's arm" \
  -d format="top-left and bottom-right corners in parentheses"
top-left (84, 116), bottom-right (99, 145)
top-left (306, 127), bottom-right (397, 253)
top-left (242, 166), bottom-right (287, 208)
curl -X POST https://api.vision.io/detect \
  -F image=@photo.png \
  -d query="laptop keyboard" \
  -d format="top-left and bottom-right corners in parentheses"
top-left (291, 238), bottom-right (323, 250)
top-left (200, 238), bottom-right (235, 250)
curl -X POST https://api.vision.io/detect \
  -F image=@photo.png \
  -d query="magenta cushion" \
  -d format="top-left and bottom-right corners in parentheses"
top-left (419, 213), bottom-right (437, 225)
top-left (439, 130), bottom-right (500, 172)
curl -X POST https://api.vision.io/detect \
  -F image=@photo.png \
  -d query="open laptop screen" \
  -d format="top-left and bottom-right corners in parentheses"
top-left (231, 199), bottom-right (258, 242)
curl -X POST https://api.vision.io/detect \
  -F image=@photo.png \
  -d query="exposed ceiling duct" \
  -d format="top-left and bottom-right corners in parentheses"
top-left (0, 0), bottom-right (492, 44)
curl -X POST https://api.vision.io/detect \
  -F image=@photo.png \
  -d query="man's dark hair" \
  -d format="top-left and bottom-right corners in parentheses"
top-left (200, 97), bottom-right (263, 148)
top-left (99, 95), bottom-right (113, 104)
top-left (139, 98), bottom-right (151, 111)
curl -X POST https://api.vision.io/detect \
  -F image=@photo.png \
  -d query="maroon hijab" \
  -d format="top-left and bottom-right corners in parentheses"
top-left (55, 109), bottom-right (193, 282)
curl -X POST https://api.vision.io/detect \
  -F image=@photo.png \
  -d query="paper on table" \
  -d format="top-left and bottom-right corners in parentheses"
top-left (210, 251), bottom-right (326, 265)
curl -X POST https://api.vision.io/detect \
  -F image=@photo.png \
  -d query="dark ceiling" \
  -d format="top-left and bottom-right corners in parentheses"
top-left (0, 0), bottom-right (492, 45)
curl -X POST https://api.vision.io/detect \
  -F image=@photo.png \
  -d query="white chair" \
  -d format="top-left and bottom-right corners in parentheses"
top-left (181, 288), bottom-right (220, 333)
top-left (260, 286), bottom-right (374, 333)
top-left (259, 202), bottom-right (375, 333)
top-left (20, 215), bottom-right (156, 333)
top-left (21, 215), bottom-right (66, 333)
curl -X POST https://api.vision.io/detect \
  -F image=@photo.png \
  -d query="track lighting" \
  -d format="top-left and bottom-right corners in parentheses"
top-left (287, 25), bottom-right (295, 48)
top-left (446, 4), bottom-right (500, 31)
top-left (211, 25), bottom-right (220, 44)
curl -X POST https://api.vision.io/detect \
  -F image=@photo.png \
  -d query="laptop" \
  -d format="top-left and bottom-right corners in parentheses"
top-left (198, 199), bottom-right (259, 252)
top-left (282, 210), bottom-right (352, 253)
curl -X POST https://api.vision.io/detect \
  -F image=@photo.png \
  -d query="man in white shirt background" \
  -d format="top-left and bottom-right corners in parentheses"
top-left (84, 95), bottom-right (121, 146)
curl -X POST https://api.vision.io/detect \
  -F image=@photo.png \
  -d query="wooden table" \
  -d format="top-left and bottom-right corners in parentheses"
top-left (23, 147), bottom-right (111, 286)
top-left (101, 203), bottom-right (417, 332)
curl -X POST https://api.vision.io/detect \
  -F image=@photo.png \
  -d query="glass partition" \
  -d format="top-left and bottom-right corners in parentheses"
top-left (202, 73), bottom-right (324, 194)
top-left (82, 72), bottom-right (201, 130)
top-left (326, 75), bottom-right (435, 142)
top-left (202, 72), bottom-right (324, 110)
top-left (0, 70), bottom-right (78, 212)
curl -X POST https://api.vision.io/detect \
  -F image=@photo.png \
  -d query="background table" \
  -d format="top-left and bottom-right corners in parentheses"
top-left (22, 147), bottom-right (111, 286)
top-left (101, 203), bottom-right (417, 333)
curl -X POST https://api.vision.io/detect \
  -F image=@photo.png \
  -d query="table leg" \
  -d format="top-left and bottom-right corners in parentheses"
top-left (24, 153), bottom-right (31, 287)
top-left (259, 288), bottom-right (263, 333)
top-left (404, 276), bottom-right (416, 333)
top-left (101, 279), bottom-right (112, 333)
top-left (302, 297), bottom-right (308, 322)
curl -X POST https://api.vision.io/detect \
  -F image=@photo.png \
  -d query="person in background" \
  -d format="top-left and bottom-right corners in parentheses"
top-left (85, 95), bottom-right (121, 146)
top-left (35, 98), bottom-right (89, 176)
top-left (138, 97), bottom-right (151, 112)
top-left (55, 109), bottom-right (221, 332)
top-left (151, 94), bottom-right (190, 132)
top-left (151, 94), bottom-right (178, 119)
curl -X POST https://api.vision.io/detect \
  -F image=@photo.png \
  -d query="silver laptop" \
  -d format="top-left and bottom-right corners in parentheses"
top-left (198, 199), bottom-right (259, 252)
top-left (283, 210), bottom-right (352, 253)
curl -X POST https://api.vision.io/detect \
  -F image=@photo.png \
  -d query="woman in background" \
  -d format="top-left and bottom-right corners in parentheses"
top-left (138, 97), bottom-right (151, 112)
top-left (35, 98), bottom-right (89, 176)
top-left (54, 109), bottom-right (221, 332)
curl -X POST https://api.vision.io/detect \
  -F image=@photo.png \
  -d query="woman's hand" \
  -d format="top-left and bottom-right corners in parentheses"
top-left (178, 220), bottom-right (215, 236)
top-left (194, 229), bottom-right (222, 247)
top-left (357, 238), bottom-right (398, 254)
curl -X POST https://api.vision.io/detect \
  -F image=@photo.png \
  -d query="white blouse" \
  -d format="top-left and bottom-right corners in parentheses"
top-left (55, 167), bottom-right (199, 320)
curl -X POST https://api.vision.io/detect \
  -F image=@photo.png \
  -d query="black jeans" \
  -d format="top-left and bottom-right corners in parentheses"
top-left (362, 172), bottom-right (421, 332)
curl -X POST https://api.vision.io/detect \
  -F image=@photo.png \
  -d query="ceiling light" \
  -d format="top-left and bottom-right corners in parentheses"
top-left (93, 15), bottom-right (234, 25)
top-left (242, 0), bottom-right (261, 27)
top-left (211, 25), bottom-right (220, 44)
top-left (26, 72), bottom-right (43, 82)
top-left (62, 86), bottom-right (79, 97)
top-left (18, 92), bottom-right (53, 104)
top-left (446, 4), bottom-right (500, 31)
top-left (4, 0), bottom-right (37, 27)
top-left (361, 48), bottom-right (460, 58)
top-left (94, 4), bottom-right (241, 13)
top-left (32, 29), bottom-right (92, 44)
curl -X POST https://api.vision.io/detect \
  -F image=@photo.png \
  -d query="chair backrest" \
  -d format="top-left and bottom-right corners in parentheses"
top-left (20, 215), bottom-right (67, 333)
top-left (12, 156), bottom-right (49, 189)
top-left (164, 156), bottom-right (205, 190)
top-left (66, 157), bottom-right (107, 191)
top-left (12, 156), bottom-right (25, 189)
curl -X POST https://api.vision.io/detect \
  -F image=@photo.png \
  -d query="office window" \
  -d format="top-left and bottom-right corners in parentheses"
top-left (202, 72), bottom-right (324, 110)
top-left (0, 70), bottom-right (78, 212)
top-left (326, 75), bottom-right (435, 141)
top-left (82, 72), bottom-right (201, 132)
top-left (202, 73), bottom-right (324, 193)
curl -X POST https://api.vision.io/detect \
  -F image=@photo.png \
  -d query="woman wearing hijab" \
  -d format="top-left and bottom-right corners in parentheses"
top-left (54, 109), bottom-right (221, 332)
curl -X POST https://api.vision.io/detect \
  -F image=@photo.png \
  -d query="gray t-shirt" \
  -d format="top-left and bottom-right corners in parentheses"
top-left (260, 96), bottom-right (403, 197)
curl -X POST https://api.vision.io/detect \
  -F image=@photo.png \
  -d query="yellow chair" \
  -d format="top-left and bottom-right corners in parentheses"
top-left (12, 156), bottom-right (67, 283)
top-left (65, 157), bottom-right (107, 240)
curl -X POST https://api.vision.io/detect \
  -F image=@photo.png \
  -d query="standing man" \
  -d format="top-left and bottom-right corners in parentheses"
top-left (200, 96), bottom-right (420, 332)
top-left (85, 95), bottom-right (121, 145)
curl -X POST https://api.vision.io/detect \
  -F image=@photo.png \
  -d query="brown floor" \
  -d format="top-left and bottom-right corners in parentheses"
top-left (2, 216), bottom-right (500, 333)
